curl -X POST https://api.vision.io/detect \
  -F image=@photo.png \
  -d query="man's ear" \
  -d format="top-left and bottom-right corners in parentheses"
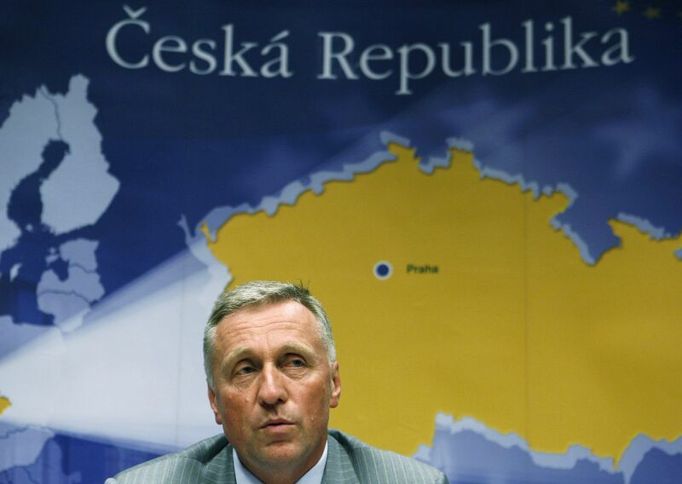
top-left (208, 385), bottom-right (223, 425)
top-left (329, 361), bottom-right (341, 408)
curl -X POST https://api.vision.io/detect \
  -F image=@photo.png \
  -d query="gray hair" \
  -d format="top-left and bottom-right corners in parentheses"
top-left (204, 280), bottom-right (336, 389)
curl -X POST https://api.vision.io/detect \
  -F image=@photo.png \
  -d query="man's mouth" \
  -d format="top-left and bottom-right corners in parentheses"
top-left (261, 418), bottom-right (294, 429)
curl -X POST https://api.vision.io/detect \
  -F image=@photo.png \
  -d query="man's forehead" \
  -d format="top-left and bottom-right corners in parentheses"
top-left (215, 300), bottom-right (321, 346)
top-left (221, 300), bottom-right (315, 327)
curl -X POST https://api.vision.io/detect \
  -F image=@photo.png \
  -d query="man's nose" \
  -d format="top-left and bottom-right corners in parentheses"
top-left (257, 365), bottom-right (288, 406)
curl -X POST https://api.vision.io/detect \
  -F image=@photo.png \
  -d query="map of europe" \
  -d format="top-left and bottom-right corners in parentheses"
top-left (1, 74), bottom-right (681, 483)
top-left (1, 1), bottom-right (681, 482)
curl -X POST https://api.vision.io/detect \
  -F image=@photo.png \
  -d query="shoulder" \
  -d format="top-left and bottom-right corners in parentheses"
top-left (327, 430), bottom-right (448, 484)
top-left (105, 434), bottom-right (232, 484)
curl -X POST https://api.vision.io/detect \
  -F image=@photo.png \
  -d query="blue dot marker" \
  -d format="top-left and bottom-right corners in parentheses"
top-left (374, 261), bottom-right (393, 280)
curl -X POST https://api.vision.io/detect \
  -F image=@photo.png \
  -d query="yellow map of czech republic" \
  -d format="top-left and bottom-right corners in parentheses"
top-left (203, 138), bottom-right (682, 466)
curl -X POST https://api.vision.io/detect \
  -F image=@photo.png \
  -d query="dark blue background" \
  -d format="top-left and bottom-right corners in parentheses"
top-left (1, 1), bottom-right (680, 482)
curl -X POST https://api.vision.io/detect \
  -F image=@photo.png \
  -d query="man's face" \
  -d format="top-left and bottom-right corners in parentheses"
top-left (208, 300), bottom-right (341, 478)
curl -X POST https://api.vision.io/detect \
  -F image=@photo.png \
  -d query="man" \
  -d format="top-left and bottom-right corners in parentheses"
top-left (107, 281), bottom-right (447, 483)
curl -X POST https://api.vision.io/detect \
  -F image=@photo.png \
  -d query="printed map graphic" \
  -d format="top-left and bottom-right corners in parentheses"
top-left (1, 1), bottom-right (681, 482)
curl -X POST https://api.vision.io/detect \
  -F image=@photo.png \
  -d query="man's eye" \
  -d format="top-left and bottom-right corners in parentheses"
top-left (234, 364), bottom-right (256, 376)
top-left (286, 357), bottom-right (307, 368)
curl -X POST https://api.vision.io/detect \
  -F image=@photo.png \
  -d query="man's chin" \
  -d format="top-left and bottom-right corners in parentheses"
top-left (261, 441), bottom-right (303, 461)
top-left (253, 441), bottom-right (320, 471)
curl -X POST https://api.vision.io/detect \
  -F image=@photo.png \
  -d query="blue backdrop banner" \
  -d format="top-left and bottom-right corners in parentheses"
top-left (1, 1), bottom-right (681, 483)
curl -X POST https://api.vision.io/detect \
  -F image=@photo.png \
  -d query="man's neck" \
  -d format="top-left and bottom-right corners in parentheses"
top-left (233, 441), bottom-right (328, 484)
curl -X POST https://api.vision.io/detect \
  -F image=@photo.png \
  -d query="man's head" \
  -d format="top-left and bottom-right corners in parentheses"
top-left (204, 281), bottom-right (336, 389)
top-left (203, 281), bottom-right (341, 482)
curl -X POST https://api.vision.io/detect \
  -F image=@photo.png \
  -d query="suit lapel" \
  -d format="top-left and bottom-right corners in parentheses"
top-left (201, 443), bottom-right (236, 484)
top-left (322, 433), bottom-right (360, 484)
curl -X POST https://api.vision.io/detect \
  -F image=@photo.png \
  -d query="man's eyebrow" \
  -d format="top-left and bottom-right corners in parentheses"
top-left (279, 342), bottom-right (317, 359)
top-left (220, 347), bottom-right (253, 371)
top-left (219, 342), bottom-right (321, 371)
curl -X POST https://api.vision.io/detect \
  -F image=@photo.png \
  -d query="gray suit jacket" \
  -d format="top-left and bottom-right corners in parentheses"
top-left (105, 430), bottom-right (448, 483)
